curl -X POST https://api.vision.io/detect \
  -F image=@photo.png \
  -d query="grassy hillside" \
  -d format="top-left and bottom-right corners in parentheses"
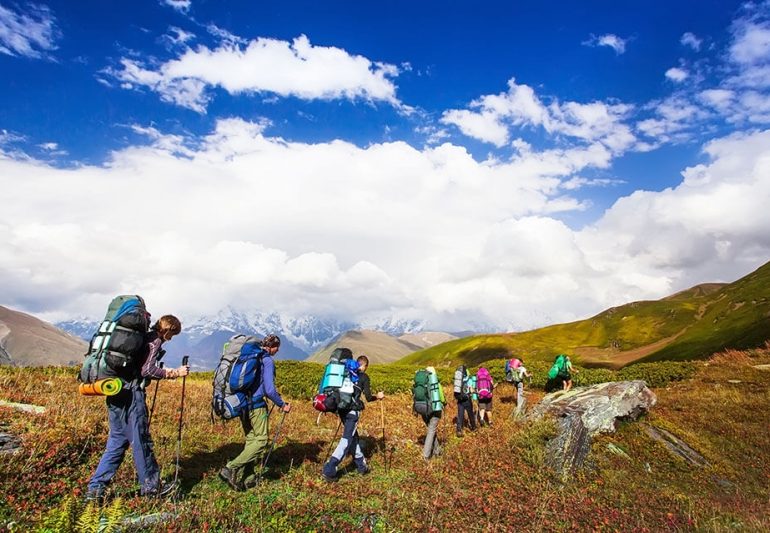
top-left (402, 261), bottom-right (770, 369)
top-left (0, 306), bottom-right (87, 366)
top-left (1, 348), bottom-right (769, 530)
top-left (306, 329), bottom-right (423, 364)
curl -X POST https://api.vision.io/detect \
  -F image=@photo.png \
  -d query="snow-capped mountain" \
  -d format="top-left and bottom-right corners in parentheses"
top-left (56, 307), bottom-right (484, 370)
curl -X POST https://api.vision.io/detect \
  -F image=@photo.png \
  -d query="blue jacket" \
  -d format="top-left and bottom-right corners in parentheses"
top-left (250, 354), bottom-right (285, 409)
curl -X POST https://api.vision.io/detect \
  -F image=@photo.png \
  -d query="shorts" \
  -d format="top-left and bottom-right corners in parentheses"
top-left (477, 399), bottom-right (492, 411)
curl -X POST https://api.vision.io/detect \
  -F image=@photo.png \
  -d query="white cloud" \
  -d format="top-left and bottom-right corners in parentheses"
top-left (108, 34), bottom-right (402, 112)
top-left (729, 20), bottom-right (770, 65)
top-left (164, 26), bottom-right (195, 47)
top-left (680, 32), bottom-right (702, 51)
top-left (0, 3), bottom-right (60, 59)
top-left (161, 0), bottom-right (191, 13)
top-left (583, 33), bottom-right (628, 54)
top-left (441, 78), bottom-right (636, 153)
top-left (2, 122), bottom-right (769, 331)
top-left (665, 67), bottom-right (689, 83)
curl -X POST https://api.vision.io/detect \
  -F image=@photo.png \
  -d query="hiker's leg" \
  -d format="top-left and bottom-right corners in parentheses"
top-left (467, 399), bottom-right (477, 430)
top-left (431, 413), bottom-right (442, 456)
top-left (227, 407), bottom-right (268, 485)
top-left (456, 401), bottom-right (465, 432)
top-left (126, 388), bottom-right (161, 495)
top-left (325, 411), bottom-right (358, 477)
top-left (515, 382), bottom-right (525, 416)
top-left (88, 391), bottom-right (131, 492)
top-left (422, 413), bottom-right (439, 459)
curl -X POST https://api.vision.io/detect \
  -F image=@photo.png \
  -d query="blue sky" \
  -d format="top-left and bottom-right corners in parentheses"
top-left (1, 0), bottom-right (769, 331)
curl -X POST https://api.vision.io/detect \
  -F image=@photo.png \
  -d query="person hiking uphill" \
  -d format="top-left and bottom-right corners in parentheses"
top-left (87, 315), bottom-right (188, 501)
top-left (476, 366), bottom-right (494, 426)
top-left (413, 366), bottom-right (446, 461)
top-left (322, 353), bottom-right (383, 481)
top-left (219, 335), bottom-right (291, 491)
top-left (505, 358), bottom-right (532, 417)
top-left (453, 365), bottom-right (476, 437)
top-left (546, 353), bottom-right (578, 392)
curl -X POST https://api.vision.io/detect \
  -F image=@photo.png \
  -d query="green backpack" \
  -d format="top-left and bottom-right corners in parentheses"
top-left (548, 354), bottom-right (569, 380)
top-left (412, 369), bottom-right (430, 415)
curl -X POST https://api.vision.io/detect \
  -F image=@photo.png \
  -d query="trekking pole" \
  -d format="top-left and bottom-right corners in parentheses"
top-left (322, 419), bottom-right (343, 466)
top-left (257, 410), bottom-right (288, 484)
top-left (148, 362), bottom-right (164, 428)
top-left (173, 355), bottom-right (189, 487)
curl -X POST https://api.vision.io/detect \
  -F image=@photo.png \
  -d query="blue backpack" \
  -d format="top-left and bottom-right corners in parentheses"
top-left (211, 334), bottom-right (264, 420)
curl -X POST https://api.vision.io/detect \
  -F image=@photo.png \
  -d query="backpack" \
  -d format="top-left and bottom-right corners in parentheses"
top-left (79, 295), bottom-right (150, 384)
top-left (313, 348), bottom-right (359, 413)
top-left (211, 334), bottom-right (264, 420)
top-left (412, 369), bottom-right (431, 415)
top-left (476, 367), bottom-right (493, 400)
top-left (453, 365), bottom-right (469, 399)
top-left (548, 354), bottom-right (569, 380)
top-left (506, 358), bottom-right (524, 383)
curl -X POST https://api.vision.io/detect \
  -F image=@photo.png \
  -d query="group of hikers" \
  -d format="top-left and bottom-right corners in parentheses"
top-left (78, 295), bottom-right (580, 501)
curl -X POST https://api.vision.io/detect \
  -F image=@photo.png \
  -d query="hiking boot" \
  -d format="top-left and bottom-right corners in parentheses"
top-left (84, 486), bottom-right (105, 505)
top-left (456, 429), bottom-right (464, 438)
top-left (219, 466), bottom-right (245, 492)
top-left (142, 480), bottom-right (178, 499)
top-left (357, 465), bottom-right (371, 476)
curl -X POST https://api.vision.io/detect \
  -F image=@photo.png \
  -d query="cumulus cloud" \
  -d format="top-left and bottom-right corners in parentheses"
top-left (0, 2), bottom-right (60, 59)
top-left (665, 67), bottom-right (689, 83)
top-left (3, 119), bottom-right (768, 332)
top-left (441, 78), bottom-right (636, 153)
top-left (161, 0), bottom-right (191, 13)
top-left (107, 34), bottom-right (402, 112)
top-left (583, 33), bottom-right (628, 54)
top-left (680, 32), bottom-right (702, 51)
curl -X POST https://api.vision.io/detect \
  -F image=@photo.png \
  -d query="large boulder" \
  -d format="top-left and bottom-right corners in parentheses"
top-left (528, 380), bottom-right (656, 476)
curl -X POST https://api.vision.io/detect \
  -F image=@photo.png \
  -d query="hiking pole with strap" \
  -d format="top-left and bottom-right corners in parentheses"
top-left (148, 362), bottom-right (164, 428)
top-left (173, 355), bottom-right (189, 488)
top-left (257, 409), bottom-right (288, 484)
top-left (379, 399), bottom-right (386, 453)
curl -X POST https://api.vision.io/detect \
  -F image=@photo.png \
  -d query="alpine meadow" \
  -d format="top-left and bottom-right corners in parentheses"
top-left (2, 1), bottom-right (770, 532)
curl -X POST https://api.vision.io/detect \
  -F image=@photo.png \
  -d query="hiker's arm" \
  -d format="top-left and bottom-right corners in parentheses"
top-left (361, 374), bottom-right (378, 402)
top-left (261, 357), bottom-right (285, 408)
top-left (140, 338), bottom-right (170, 380)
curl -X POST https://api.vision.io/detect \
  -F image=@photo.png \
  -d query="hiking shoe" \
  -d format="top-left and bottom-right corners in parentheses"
top-left (357, 465), bottom-right (371, 476)
top-left (456, 430), bottom-right (464, 438)
top-left (142, 480), bottom-right (178, 499)
top-left (84, 487), bottom-right (105, 504)
top-left (321, 471), bottom-right (338, 483)
top-left (219, 467), bottom-right (245, 492)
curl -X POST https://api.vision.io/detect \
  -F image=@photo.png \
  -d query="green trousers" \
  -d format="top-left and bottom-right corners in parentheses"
top-left (227, 406), bottom-right (269, 485)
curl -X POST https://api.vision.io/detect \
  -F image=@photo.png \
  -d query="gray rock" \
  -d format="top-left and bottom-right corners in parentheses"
top-left (528, 380), bottom-right (656, 476)
top-left (643, 425), bottom-right (708, 468)
top-left (0, 431), bottom-right (22, 454)
top-left (0, 400), bottom-right (46, 414)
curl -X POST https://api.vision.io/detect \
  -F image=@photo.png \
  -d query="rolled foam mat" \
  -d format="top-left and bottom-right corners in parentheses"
top-left (79, 378), bottom-right (123, 396)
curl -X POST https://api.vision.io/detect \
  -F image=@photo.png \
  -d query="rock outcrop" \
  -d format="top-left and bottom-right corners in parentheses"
top-left (529, 380), bottom-right (656, 476)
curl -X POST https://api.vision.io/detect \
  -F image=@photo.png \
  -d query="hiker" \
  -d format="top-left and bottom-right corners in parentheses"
top-left (219, 335), bottom-right (291, 491)
top-left (413, 366), bottom-right (446, 460)
top-left (86, 315), bottom-right (189, 501)
top-left (506, 358), bottom-right (531, 417)
top-left (453, 365), bottom-right (476, 436)
top-left (467, 372), bottom-right (480, 426)
top-left (321, 352), bottom-right (383, 481)
top-left (547, 353), bottom-right (578, 392)
top-left (476, 366), bottom-right (494, 426)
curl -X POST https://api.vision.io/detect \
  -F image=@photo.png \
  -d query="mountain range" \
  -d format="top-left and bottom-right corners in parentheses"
top-left (306, 329), bottom-right (458, 364)
top-left (402, 259), bottom-right (770, 368)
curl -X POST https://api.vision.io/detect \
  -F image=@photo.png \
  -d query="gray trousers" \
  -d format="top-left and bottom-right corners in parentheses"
top-left (513, 382), bottom-right (527, 417)
top-left (421, 412), bottom-right (442, 459)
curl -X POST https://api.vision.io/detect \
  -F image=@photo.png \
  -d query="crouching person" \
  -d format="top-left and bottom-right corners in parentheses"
top-left (219, 335), bottom-right (291, 491)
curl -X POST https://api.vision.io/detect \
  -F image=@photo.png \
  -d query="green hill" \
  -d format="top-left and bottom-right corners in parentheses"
top-left (400, 260), bottom-right (770, 369)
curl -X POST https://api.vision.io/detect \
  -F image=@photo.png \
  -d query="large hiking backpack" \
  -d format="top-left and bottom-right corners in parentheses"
top-left (453, 365), bottom-right (469, 399)
top-left (79, 295), bottom-right (150, 384)
top-left (548, 354), bottom-right (569, 380)
top-left (211, 334), bottom-right (264, 420)
top-left (313, 348), bottom-right (359, 413)
top-left (413, 369), bottom-right (443, 415)
top-left (476, 367), bottom-right (493, 400)
top-left (505, 358), bottom-right (523, 383)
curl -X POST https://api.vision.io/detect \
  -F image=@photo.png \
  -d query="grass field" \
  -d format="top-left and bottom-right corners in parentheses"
top-left (2, 347), bottom-right (770, 531)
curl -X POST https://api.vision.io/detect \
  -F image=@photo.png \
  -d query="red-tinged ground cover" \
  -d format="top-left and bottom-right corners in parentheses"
top-left (1, 347), bottom-right (770, 531)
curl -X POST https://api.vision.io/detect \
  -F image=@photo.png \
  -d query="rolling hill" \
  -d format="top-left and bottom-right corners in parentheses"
top-left (400, 260), bottom-right (770, 369)
top-left (307, 329), bottom-right (458, 364)
top-left (0, 306), bottom-right (87, 366)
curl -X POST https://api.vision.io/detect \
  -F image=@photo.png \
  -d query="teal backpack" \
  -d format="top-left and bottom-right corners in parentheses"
top-left (548, 354), bottom-right (569, 380)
